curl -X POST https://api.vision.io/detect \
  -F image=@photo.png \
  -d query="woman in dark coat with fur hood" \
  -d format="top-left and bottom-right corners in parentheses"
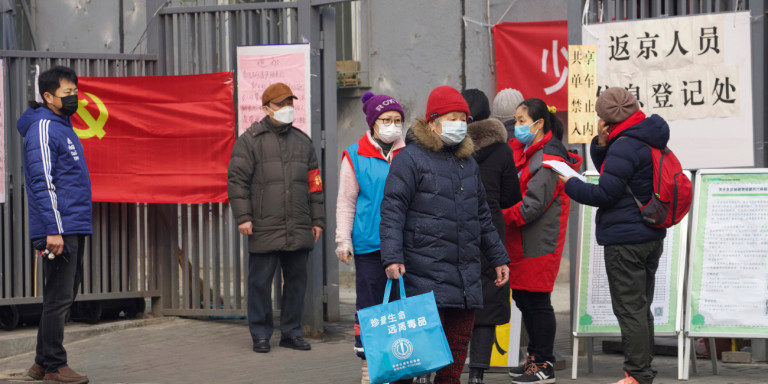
top-left (463, 89), bottom-right (522, 384)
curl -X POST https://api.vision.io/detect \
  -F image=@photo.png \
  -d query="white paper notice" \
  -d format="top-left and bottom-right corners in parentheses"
top-left (696, 183), bottom-right (768, 327)
top-left (585, 207), bottom-right (674, 326)
top-left (543, 160), bottom-right (586, 182)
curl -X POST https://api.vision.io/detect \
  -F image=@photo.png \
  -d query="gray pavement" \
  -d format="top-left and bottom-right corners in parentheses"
top-left (0, 282), bottom-right (766, 383)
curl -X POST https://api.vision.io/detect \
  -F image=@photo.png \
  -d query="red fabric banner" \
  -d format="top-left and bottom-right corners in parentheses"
top-left (494, 20), bottom-right (568, 110)
top-left (72, 72), bottom-right (236, 204)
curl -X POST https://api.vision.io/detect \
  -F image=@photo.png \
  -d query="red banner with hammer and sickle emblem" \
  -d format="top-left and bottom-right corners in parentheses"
top-left (494, 20), bottom-right (568, 111)
top-left (72, 72), bottom-right (235, 203)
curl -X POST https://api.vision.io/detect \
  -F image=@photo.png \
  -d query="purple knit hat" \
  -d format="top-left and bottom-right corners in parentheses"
top-left (361, 91), bottom-right (404, 129)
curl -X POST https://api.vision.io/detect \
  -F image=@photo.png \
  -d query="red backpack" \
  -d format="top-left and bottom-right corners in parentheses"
top-left (627, 146), bottom-right (692, 228)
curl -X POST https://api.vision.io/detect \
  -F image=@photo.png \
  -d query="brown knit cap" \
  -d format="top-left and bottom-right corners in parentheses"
top-left (595, 87), bottom-right (640, 124)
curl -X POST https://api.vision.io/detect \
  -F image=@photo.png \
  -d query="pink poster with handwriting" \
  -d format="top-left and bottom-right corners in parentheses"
top-left (236, 45), bottom-right (311, 136)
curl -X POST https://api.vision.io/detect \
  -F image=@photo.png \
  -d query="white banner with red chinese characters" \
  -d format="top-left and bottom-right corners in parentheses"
top-left (583, 12), bottom-right (754, 168)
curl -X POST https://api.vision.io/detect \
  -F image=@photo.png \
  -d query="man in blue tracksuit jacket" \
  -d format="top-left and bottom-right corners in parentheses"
top-left (16, 66), bottom-right (92, 384)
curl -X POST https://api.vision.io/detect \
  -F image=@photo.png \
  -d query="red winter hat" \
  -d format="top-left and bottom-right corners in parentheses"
top-left (425, 85), bottom-right (470, 122)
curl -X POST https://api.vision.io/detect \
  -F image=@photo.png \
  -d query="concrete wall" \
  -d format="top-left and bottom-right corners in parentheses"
top-left (335, 0), bottom-right (582, 279)
top-left (337, 0), bottom-right (580, 163)
top-left (30, 0), bottom-right (148, 53)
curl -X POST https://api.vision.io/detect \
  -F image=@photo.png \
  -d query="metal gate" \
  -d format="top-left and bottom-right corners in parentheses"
top-left (0, 1), bottom-right (343, 335)
top-left (0, 51), bottom-right (160, 306)
top-left (147, 0), bottom-right (340, 331)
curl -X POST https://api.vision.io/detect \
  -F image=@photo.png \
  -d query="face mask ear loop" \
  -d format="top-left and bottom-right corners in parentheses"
top-left (530, 119), bottom-right (543, 137)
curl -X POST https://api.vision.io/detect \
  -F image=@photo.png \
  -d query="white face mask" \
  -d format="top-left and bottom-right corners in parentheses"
top-left (270, 106), bottom-right (295, 124)
top-left (377, 122), bottom-right (403, 143)
top-left (437, 120), bottom-right (467, 145)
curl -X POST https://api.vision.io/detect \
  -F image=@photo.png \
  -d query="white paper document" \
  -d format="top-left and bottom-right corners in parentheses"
top-left (543, 160), bottom-right (586, 182)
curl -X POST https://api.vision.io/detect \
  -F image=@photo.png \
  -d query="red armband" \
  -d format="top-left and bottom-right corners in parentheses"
top-left (308, 168), bottom-right (323, 193)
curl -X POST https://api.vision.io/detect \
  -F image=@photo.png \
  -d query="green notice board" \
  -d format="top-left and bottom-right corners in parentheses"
top-left (686, 169), bottom-right (768, 337)
top-left (574, 172), bottom-right (688, 336)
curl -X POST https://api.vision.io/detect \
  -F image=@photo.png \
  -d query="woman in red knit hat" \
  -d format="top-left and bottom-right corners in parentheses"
top-left (380, 85), bottom-right (510, 384)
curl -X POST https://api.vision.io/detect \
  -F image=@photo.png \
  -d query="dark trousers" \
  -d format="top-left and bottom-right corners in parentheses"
top-left (604, 240), bottom-right (664, 384)
top-left (469, 325), bottom-right (495, 369)
top-left (353, 251), bottom-right (390, 359)
top-left (35, 235), bottom-right (85, 373)
top-left (512, 289), bottom-right (556, 363)
top-left (247, 250), bottom-right (309, 342)
top-left (395, 308), bottom-right (475, 384)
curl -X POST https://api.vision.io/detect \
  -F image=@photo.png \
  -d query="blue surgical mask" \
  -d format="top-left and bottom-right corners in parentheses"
top-left (437, 120), bottom-right (467, 145)
top-left (514, 121), bottom-right (540, 145)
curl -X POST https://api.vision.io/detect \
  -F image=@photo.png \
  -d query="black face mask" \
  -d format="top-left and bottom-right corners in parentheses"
top-left (58, 94), bottom-right (79, 117)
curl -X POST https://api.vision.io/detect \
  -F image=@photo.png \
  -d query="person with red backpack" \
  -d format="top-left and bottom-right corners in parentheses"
top-left (561, 88), bottom-right (673, 384)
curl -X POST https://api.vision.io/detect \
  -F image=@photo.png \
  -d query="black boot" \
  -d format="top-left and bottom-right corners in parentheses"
top-left (468, 368), bottom-right (484, 384)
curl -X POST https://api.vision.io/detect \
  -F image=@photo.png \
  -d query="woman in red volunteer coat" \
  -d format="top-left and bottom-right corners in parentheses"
top-left (503, 98), bottom-right (582, 384)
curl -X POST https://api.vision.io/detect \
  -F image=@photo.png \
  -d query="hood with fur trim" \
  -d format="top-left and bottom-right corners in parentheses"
top-left (467, 118), bottom-right (507, 151)
top-left (405, 118), bottom-right (474, 159)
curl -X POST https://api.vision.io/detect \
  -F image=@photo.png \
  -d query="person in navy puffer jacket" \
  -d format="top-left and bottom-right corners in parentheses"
top-left (561, 88), bottom-right (668, 384)
top-left (380, 86), bottom-right (510, 384)
top-left (17, 66), bottom-right (92, 384)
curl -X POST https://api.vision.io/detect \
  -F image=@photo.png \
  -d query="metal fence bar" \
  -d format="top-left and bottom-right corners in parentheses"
top-left (3, 205), bottom-right (9, 297)
top-left (215, 203), bottom-right (223, 309)
top-left (223, 204), bottom-right (232, 309)
top-left (652, 0), bottom-right (662, 16)
top-left (240, 234), bottom-right (247, 309)
top-left (82, 238), bottom-right (89, 294)
top-left (134, 204), bottom-right (141, 292)
top-left (617, 0), bottom-right (626, 20)
top-left (607, 0), bottom-right (616, 21)
top-left (628, 0), bottom-right (638, 19)
top-left (194, 204), bottom-right (202, 309)
top-left (160, 2), bottom-right (298, 15)
top-left (144, 204), bottom-right (152, 291)
top-left (172, 204), bottom-right (181, 309)
top-left (101, 204), bottom-right (109, 293)
top-left (0, 50), bottom-right (155, 60)
top-left (121, 204), bottom-right (129, 291)
top-left (184, 204), bottom-right (191, 309)
top-left (23, 191), bottom-right (30, 297)
top-left (110, 204), bottom-right (120, 293)
top-left (203, 203), bottom-right (211, 309)
top-left (321, 5), bottom-right (339, 322)
top-left (91, 205), bottom-right (101, 294)
top-left (234, 215), bottom-right (242, 309)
